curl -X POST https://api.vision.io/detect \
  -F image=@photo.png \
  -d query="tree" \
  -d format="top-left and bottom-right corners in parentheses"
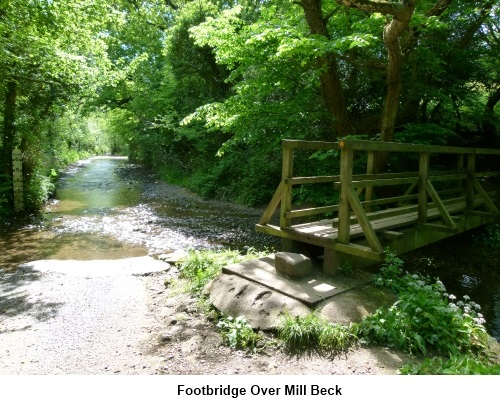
top-left (0, 0), bottom-right (122, 212)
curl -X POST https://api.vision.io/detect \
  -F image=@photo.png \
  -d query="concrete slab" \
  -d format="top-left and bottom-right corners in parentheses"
top-left (18, 256), bottom-right (170, 277)
top-left (222, 255), bottom-right (374, 306)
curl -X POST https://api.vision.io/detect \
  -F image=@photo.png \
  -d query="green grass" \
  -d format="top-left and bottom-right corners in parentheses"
top-left (278, 312), bottom-right (357, 354)
top-left (175, 247), bottom-right (271, 295)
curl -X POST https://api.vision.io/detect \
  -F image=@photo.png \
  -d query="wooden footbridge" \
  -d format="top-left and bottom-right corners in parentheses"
top-left (256, 139), bottom-right (500, 275)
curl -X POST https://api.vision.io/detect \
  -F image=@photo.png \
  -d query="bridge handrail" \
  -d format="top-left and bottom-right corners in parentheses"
top-left (339, 139), bottom-right (500, 155)
top-left (258, 139), bottom-right (500, 257)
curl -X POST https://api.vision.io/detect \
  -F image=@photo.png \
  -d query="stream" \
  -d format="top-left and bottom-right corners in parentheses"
top-left (0, 157), bottom-right (276, 271)
top-left (0, 157), bottom-right (499, 341)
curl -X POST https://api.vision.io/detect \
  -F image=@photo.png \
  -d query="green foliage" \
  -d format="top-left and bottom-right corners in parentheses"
top-left (472, 224), bottom-right (500, 250)
top-left (23, 171), bottom-right (55, 212)
top-left (373, 250), bottom-right (405, 291)
top-left (217, 315), bottom-right (263, 351)
top-left (394, 123), bottom-right (459, 146)
top-left (278, 313), bottom-right (323, 351)
top-left (0, 175), bottom-right (13, 221)
top-left (360, 253), bottom-right (489, 356)
top-left (278, 312), bottom-right (357, 353)
top-left (176, 248), bottom-right (269, 295)
top-left (401, 355), bottom-right (500, 375)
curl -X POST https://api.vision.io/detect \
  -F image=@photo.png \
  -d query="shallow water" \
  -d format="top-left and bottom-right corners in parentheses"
top-left (404, 238), bottom-right (500, 342)
top-left (0, 157), bottom-right (276, 272)
top-left (1, 157), bottom-right (498, 341)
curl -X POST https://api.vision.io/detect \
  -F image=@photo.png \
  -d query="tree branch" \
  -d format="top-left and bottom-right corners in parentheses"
top-left (334, 0), bottom-right (407, 17)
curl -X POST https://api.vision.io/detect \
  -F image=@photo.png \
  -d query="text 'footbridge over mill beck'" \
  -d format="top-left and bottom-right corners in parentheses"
top-left (256, 139), bottom-right (500, 276)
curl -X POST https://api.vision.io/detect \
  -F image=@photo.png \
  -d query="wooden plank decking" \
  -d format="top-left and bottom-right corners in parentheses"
top-left (256, 139), bottom-right (500, 274)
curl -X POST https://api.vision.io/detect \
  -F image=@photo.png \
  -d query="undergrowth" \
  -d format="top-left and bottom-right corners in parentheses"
top-left (358, 251), bottom-right (489, 357)
top-left (167, 247), bottom-right (498, 374)
top-left (217, 315), bottom-right (265, 351)
top-left (278, 312), bottom-right (357, 354)
top-left (175, 247), bottom-right (270, 295)
top-left (400, 355), bottom-right (500, 375)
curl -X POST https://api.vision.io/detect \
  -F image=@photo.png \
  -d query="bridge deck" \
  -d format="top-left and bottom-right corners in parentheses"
top-left (256, 139), bottom-right (500, 275)
top-left (257, 197), bottom-right (491, 251)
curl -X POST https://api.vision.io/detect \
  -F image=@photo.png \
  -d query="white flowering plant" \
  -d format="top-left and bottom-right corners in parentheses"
top-left (359, 252), bottom-right (489, 356)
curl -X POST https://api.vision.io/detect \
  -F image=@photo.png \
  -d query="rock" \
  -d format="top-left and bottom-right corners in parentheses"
top-left (158, 250), bottom-right (188, 264)
top-left (181, 336), bottom-right (204, 354)
top-left (164, 316), bottom-right (177, 326)
top-left (160, 306), bottom-right (174, 318)
top-left (317, 284), bottom-right (397, 325)
top-left (159, 333), bottom-right (172, 343)
top-left (205, 273), bottom-right (310, 330)
top-left (274, 252), bottom-right (313, 279)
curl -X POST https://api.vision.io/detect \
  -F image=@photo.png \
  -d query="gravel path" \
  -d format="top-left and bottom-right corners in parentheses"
top-left (0, 257), bottom-right (167, 374)
top-left (1, 255), bottom-right (416, 375)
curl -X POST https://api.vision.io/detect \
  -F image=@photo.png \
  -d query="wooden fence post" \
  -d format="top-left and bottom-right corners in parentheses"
top-left (12, 148), bottom-right (24, 212)
top-left (466, 153), bottom-right (475, 213)
top-left (365, 151), bottom-right (375, 212)
top-left (280, 143), bottom-right (293, 229)
top-left (338, 144), bottom-right (353, 244)
top-left (418, 152), bottom-right (429, 223)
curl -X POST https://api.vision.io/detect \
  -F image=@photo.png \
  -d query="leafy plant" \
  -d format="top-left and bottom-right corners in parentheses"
top-left (374, 250), bottom-right (405, 292)
top-left (176, 248), bottom-right (269, 295)
top-left (23, 171), bottom-right (55, 212)
top-left (401, 355), bottom-right (500, 375)
top-left (217, 315), bottom-right (263, 351)
top-left (472, 224), bottom-right (500, 250)
top-left (278, 312), bottom-right (356, 353)
top-left (359, 252), bottom-right (489, 356)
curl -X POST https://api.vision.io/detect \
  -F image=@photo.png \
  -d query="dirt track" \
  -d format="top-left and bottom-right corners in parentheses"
top-left (0, 256), bottom-right (414, 375)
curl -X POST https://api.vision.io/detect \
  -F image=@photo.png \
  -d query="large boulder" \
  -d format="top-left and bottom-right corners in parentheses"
top-left (204, 273), bottom-right (310, 330)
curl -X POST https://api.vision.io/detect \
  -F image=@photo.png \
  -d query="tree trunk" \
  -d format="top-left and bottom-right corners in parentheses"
top-left (379, 3), bottom-right (416, 141)
top-left (333, 0), bottom-right (416, 171)
top-left (482, 87), bottom-right (500, 144)
top-left (298, 0), bottom-right (355, 139)
top-left (1, 80), bottom-right (17, 208)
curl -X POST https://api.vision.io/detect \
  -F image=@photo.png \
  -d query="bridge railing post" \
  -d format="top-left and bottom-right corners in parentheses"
top-left (466, 153), bottom-right (475, 213)
top-left (365, 151), bottom-right (375, 212)
top-left (280, 142), bottom-right (293, 230)
top-left (338, 143), bottom-right (353, 244)
top-left (418, 152), bottom-right (430, 223)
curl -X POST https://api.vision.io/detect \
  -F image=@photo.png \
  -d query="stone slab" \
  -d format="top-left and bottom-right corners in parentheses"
top-left (18, 256), bottom-right (170, 277)
top-left (275, 251), bottom-right (313, 278)
top-left (222, 255), bottom-right (373, 306)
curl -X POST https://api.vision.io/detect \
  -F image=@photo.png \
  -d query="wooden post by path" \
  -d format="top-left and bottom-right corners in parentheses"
top-left (338, 143), bottom-right (353, 244)
top-left (12, 148), bottom-right (24, 212)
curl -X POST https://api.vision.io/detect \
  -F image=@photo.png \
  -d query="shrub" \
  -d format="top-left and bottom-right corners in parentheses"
top-left (359, 253), bottom-right (489, 356)
top-left (400, 355), bottom-right (500, 375)
top-left (23, 170), bottom-right (55, 212)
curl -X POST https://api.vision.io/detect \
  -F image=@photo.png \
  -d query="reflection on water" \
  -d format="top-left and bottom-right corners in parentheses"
top-left (54, 157), bottom-right (141, 214)
top-left (1, 157), bottom-right (275, 273)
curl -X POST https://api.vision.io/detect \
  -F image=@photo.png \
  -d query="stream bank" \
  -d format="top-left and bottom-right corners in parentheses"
top-left (0, 157), bottom-right (499, 375)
